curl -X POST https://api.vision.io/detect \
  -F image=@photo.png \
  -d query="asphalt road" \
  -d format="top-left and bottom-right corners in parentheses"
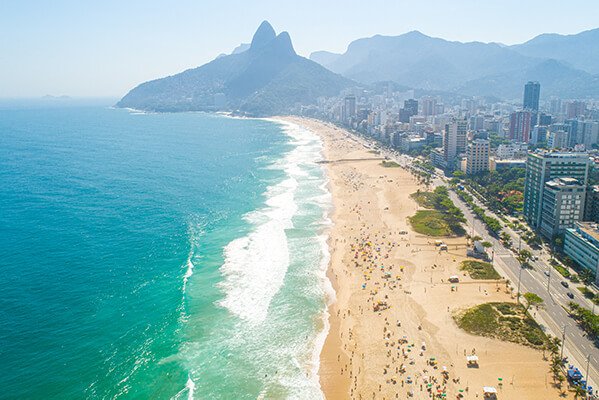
top-left (447, 187), bottom-right (599, 391)
top-left (352, 138), bottom-right (599, 389)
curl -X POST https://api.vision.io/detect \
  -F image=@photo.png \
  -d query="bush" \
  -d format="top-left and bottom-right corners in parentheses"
top-left (409, 188), bottom-right (465, 237)
top-left (455, 302), bottom-right (547, 348)
top-left (460, 260), bottom-right (501, 280)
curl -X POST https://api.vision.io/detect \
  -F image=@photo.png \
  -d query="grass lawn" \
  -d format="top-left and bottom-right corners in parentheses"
top-left (409, 188), bottom-right (465, 237)
top-left (460, 260), bottom-right (501, 280)
top-left (381, 160), bottom-right (400, 168)
top-left (410, 191), bottom-right (437, 209)
top-left (550, 260), bottom-right (571, 278)
top-left (409, 210), bottom-right (455, 236)
top-left (454, 302), bottom-right (546, 348)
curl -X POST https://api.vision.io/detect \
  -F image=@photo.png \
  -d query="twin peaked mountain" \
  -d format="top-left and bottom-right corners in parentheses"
top-left (117, 21), bottom-right (352, 115)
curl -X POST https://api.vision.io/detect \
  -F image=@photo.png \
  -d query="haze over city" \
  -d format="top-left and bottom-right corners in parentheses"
top-left (2, 0), bottom-right (599, 97)
top-left (3, 2), bottom-right (599, 399)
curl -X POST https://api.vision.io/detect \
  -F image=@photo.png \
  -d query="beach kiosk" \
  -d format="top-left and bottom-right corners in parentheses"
top-left (482, 386), bottom-right (497, 399)
top-left (466, 355), bottom-right (479, 367)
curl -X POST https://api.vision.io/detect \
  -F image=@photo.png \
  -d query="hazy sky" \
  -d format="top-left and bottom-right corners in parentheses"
top-left (2, 0), bottom-right (598, 97)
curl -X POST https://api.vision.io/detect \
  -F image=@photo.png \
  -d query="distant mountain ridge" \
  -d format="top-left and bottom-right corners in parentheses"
top-left (117, 21), bottom-right (352, 115)
top-left (511, 28), bottom-right (599, 74)
top-left (310, 28), bottom-right (599, 98)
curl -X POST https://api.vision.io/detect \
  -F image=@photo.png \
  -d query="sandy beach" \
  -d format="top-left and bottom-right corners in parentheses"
top-left (281, 117), bottom-right (568, 400)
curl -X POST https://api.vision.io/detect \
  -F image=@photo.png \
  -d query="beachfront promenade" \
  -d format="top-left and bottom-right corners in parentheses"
top-left (286, 117), bottom-right (567, 399)
top-left (448, 188), bottom-right (599, 390)
top-left (385, 147), bottom-right (599, 391)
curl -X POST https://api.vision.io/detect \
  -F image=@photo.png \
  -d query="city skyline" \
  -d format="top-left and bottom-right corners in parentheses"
top-left (2, 0), bottom-right (599, 97)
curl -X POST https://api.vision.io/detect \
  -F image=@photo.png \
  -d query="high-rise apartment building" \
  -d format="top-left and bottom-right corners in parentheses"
top-left (466, 139), bottom-right (490, 175)
top-left (443, 120), bottom-right (467, 165)
top-left (469, 115), bottom-right (485, 131)
top-left (548, 130), bottom-right (569, 149)
top-left (564, 222), bottom-right (599, 285)
top-left (539, 177), bottom-right (586, 238)
top-left (523, 152), bottom-right (592, 229)
top-left (509, 111), bottom-right (532, 142)
top-left (523, 81), bottom-right (540, 112)
top-left (421, 97), bottom-right (436, 117)
top-left (399, 99), bottom-right (418, 123)
top-left (584, 186), bottom-right (599, 223)
top-left (566, 101), bottom-right (586, 119)
top-left (343, 95), bottom-right (356, 122)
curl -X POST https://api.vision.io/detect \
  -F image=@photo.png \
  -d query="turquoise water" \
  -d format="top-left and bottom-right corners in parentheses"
top-left (0, 102), bottom-right (332, 399)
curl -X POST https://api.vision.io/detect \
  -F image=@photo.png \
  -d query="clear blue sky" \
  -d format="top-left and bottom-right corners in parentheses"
top-left (1, 0), bottom-right (598, 97)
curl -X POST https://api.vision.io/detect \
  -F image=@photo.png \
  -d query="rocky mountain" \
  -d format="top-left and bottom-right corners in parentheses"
top-left (117, 21), bottom-right (352, 115)
top-left (310, 29), bottom-right (599, 99)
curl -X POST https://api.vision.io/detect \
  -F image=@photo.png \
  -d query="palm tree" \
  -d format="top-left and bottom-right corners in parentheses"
top-left (518, 249), bottom-right (533, 269)
top-left (572, 385), bottom-right (587, 399)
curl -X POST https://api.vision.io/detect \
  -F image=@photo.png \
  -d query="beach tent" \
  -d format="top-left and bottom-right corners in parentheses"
top-left (483, 386), bottom-right (497, 398)
top-left (467, 355), bottom-right (479, 366)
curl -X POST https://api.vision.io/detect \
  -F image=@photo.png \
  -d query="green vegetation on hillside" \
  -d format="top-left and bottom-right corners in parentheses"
top-left (454, 302), bottom-right (547, 348)
top-left (460, 260), bottom-right (501, 280)
top-left (117, 21), bottom-right (352, 116)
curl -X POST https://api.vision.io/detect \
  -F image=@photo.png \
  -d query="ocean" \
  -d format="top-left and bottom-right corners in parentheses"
top-left (0, 101), bottom-right (332, 399)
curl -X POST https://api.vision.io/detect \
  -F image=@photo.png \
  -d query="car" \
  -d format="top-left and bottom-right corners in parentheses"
top-left (567, 292), bottom-right (574, 299)
top-left (532, 255), bottom-right (539, 261)
top-left (561, 281), bottom-right (569, 288)
top-left (544, 270), bottom-right (550, 277)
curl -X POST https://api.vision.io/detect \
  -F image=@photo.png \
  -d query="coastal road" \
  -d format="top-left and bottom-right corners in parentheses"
top-left (348, 134), bottom-right (599, 391)
top-left (447, 189), bottom-right (599, 391)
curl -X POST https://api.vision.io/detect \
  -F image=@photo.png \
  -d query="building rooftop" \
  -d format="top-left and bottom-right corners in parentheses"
top-left (545, 177), bottom-right (583, 188)
top-left (494, 159), bottom-right (526, 164)
top-left (576, 222), bottom-right (599, 244)
top-left (529, 150), bottom-right (590, 160)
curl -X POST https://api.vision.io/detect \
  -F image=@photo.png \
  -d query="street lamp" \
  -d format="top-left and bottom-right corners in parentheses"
top-left (586, 354), bottom-right (592, 387)
top-left (560, 325), bottom-right (566, 360)
top-left (517, 264), bottom-right (523, 304)
top-left (518, 236), bottom-right (522, 253)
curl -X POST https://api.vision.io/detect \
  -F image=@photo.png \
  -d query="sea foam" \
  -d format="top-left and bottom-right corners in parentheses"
top-left (217, 123), bottom-right (317, 324)
top-left (213, 118), bottom-right (333, 399)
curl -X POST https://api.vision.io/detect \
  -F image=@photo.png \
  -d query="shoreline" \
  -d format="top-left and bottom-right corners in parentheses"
top-left (280, 116), bottom-right (569, 400)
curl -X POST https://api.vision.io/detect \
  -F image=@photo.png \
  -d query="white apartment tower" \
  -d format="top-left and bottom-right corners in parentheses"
top-left (466, 139), bottom-right (490, 175)
top-left (443, 120), bottom-right (467, 163)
